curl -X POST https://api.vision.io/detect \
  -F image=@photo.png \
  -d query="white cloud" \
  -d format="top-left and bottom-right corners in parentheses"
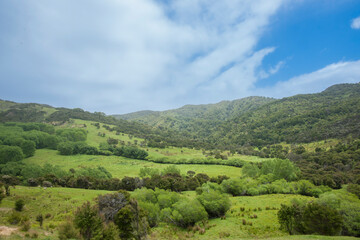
top-left (253, 60), bottom-right (360, 98)
top-left (351, 16), bottom-right (360, 29)
top-left (1, 0), bottom-right (286, 113)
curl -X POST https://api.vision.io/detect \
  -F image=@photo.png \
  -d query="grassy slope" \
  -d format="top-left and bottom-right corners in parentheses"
top-left (23, 119), bottom-right (271, 179)
top-left (24, 149), bottom-right (243, 178)
top-left (70, 119), bottom-right (270, 163)
top-left (0, 186), bottom-right (111, 239)
top-left (149, 194), bottom-right (358, 240)
top-left (1, 188), bottom-right (357, 240)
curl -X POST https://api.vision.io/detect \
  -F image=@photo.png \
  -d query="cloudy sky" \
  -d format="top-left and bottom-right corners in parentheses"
top-left (0, 0), bottom-right (360, 114)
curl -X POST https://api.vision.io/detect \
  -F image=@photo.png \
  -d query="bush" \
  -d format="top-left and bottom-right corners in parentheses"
top-left (15, 199), bottom-right (25, 212)
top-left (7, 211), bottom-right (22, 225)
top-left (58, 221), bottom-right (80, 240)
top-left (302, 202), bottom-right (343, 235)
top-left (0, 145), bottom-right (24, 164)
top-left (197, 190), bottom-right (231, 218)
top-left (74, 201), bottom-right (102, 240)
top-left (170, 199), bottom-right (208, 227)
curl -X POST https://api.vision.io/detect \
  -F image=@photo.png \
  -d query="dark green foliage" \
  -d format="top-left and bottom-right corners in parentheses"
top-left (57, 141), bottom-right (99, 156)
top-left (20, 140), bottom-right (36, 157)
top-left (74, 201), bottom-right (103, 240)
top-left (36, 214), bottom-right (43, 227)
top-left (279, 199), bottom-right (344, 236)
top-left (113, 146), bottom-right (148, 160)
top-left (15, 199), bottom-right (25, 211)
top-left (114, 199), bottom-right (149, 240)
top-left (292, 140), bottom-right (360, 187)
top-left (318, 190), bottom-right (360, 236)
top-left (0, 145), bottom-right (24, 164)
top-left (302, 202), bottom-right (343, 235)
top-left (197, 190), bottom-right (231, 218)
top-left (278, 204), bottom-right (296, 235)
top-left (114, 205), bottom-right (134, 239)
top-left (0, 183), bottom-right (5, 203)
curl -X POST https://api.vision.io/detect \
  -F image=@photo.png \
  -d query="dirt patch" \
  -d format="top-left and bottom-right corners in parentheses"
top-left (0, 226), bottom-right (18, 236)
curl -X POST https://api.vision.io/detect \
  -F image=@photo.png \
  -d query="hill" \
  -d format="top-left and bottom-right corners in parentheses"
top-left (114, 97), bottom-right (275, 139)
top-left (115, 83), bottom-right (360, 148)
top-left (0, 100), bottom-right (204, 149)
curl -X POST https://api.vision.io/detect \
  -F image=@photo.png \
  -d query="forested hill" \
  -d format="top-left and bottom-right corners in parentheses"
top-left (115, 83), bottom-right (360, 148)
top-left (1, 82), bottom-right (359, 149)
top-left (0, 100), bottom-right (204, 148)
top-left (113, 96), bottom-right (275, 137)
top-left (203, 83), bottom-right (360, 147)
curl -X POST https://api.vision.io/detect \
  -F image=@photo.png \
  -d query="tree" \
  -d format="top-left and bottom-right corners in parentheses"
top-left (20, 140), bottom-right (36, 157)
top-left (278, 204), bottom-right (296, 235)
top-left (114, 199), bottom-right (149, 240)
top-left (74, 201), bottom-right (102, 240)
top-left (302, 202), bottom-right (343, 235)
top-left (98, 191), bottom-right (130, 222)
top-left (0, 145), bottom-right (24, 164)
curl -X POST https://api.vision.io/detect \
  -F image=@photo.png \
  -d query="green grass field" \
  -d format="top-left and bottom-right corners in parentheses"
top-left (24, 149), bottom-right (243, 178)
top-left (0, 186), bottom-right (111, 239)
top-left (0, 188), bottom-right (357, 240)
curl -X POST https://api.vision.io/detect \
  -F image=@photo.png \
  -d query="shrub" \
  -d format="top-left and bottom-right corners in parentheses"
top-left (58, 221), bottom-right (80, 240)
top-left (7, 211), bottom-right (22, 225)
top-left (74, 201), bottom-right (102, 240)
top-left (302, 202), bottom-right (343, 235)
top-left (170, 199), bottom-right (208, 227)
top-left (15, 199), bottom-right (25, 212)
top-left (197, 190), bottom-right (231, 218)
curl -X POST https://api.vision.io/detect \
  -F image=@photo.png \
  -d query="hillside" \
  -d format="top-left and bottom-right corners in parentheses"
top-left (115, 83), bottom-right (360, 148)
top-left (114, 96), bottom-right (275, 141)
top-left (217, 83), bottom-right (360, 147)
top-left (0, 100), bottom-right (205, 149)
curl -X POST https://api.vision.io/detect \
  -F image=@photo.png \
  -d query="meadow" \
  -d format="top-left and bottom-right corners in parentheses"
top-left (1, 187), bottom-right (358, 240)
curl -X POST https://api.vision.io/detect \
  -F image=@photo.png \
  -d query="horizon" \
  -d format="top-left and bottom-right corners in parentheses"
top-left (1, 0), bottom-right (360, 114)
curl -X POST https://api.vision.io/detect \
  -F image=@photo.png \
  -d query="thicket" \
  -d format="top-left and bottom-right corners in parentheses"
top-left (278, 189), bottom-right (360, 237)
top-left (62, 191), bottom-right (148, 240)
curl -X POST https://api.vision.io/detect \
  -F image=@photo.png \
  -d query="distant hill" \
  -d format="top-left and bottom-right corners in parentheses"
top-left (1, 82), bottom-right (359, 148)
top-left (115, 83), bottom-right (360, 148)
top-left (114, 96), bottom-right (275, 139)
top-left (0, 100), bottom-right (204, 149)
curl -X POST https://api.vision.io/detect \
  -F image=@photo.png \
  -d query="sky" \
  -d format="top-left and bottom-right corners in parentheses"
top-left (0, 0), bottom-right (360, 114)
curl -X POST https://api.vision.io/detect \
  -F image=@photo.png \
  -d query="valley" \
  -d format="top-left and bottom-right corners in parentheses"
top-left (0, 83), bottom-right (359, 239)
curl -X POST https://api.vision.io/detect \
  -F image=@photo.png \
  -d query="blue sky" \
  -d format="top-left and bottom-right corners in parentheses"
top-left (0, 0), bottom-right (360, 114)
